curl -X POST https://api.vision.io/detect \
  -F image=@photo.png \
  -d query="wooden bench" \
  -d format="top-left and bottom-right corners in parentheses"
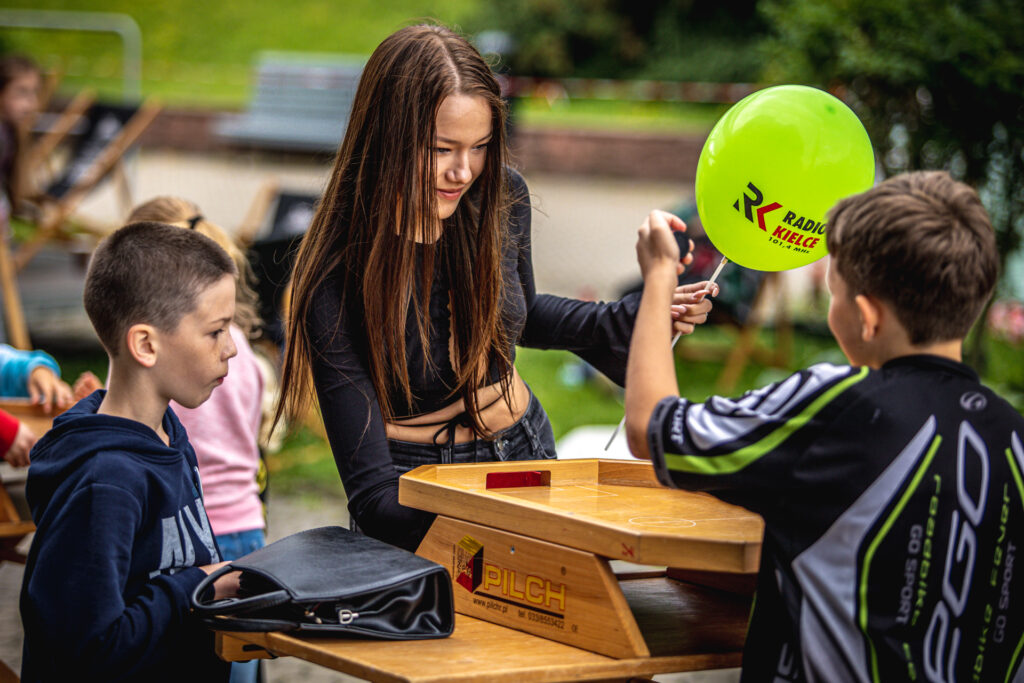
top-left (216, 52), bottom-right (365, 153)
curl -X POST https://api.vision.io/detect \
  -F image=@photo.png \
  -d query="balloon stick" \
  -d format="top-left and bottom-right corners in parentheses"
top-left (604, 255), bottom-right (729, 452)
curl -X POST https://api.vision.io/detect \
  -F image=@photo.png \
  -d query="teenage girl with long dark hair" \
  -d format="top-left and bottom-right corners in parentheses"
top-left (278, 24), bottom-right (715, 550)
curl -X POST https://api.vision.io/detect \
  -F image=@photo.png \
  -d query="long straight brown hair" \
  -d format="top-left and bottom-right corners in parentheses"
top-left (278, 24), bottom-right (513, 435)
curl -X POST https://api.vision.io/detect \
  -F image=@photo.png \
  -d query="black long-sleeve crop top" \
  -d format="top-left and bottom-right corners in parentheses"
top-left (306, 170), bottom-right (640, 550)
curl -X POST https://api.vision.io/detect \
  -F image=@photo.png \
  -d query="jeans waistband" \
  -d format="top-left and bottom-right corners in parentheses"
top-left (388, 388), bottom-right (556, 470)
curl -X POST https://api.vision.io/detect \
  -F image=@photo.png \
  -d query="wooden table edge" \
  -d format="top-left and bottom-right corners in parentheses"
top-left (217, 617), bottom-right (743, 683)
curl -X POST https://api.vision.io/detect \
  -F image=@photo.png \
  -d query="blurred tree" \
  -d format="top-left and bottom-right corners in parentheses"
top-left (761, 0), bottom-right (1024, 366)
top-left (468, 0), bottom-right (764, 80)
top-left (643, 0), bottom-right (766, 81)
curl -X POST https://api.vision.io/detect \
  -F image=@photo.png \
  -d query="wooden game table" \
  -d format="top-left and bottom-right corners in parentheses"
top-left (217, 459), bottom-right (764, 681)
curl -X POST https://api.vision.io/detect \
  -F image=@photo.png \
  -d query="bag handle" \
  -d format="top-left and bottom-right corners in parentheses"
top-left (191, 564), bottom-right (292, 616)
top-left (199, 614), bottom-right (300, 633)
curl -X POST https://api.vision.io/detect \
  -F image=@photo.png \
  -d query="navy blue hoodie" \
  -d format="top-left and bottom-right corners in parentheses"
top-left (19, 391), bottom-right (230, 682)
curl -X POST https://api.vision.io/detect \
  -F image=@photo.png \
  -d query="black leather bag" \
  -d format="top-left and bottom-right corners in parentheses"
top-left (191, 526), bottom-right (455, 639)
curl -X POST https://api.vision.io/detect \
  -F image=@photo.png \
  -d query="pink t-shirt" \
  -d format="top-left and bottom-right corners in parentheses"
top-left (172, 325), bottom-right (265, 536)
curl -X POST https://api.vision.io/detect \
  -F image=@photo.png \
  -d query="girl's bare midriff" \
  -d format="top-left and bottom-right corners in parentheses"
top-left (385, 368), bottom-right (530, 444)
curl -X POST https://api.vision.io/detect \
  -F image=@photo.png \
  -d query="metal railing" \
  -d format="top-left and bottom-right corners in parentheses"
top-left (0, 9), bottom-right (141, 101)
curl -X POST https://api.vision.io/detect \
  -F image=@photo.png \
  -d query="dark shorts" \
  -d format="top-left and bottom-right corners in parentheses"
top-left (387, 388), bottom-right (557, 475)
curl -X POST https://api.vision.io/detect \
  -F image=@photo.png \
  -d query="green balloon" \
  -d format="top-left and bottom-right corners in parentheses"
top-left (695, 85), bottom-right (875, 271)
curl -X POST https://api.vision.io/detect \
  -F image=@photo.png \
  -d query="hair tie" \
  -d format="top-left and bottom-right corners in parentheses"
top-left (187, 215), bottom-right (203, 230)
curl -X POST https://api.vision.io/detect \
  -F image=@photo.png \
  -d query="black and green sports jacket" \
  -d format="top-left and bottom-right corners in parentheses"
top-left (648, 354), bottom-right (1024, 682)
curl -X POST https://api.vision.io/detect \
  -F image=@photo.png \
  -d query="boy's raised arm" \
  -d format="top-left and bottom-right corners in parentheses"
top-left (625, 211), bottom-right (688, 460)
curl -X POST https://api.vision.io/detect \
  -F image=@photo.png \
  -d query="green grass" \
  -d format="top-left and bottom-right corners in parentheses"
top-left (2, 1), bottom-right (725, 133)
top-left (51, 349), bottom-right (106, 387)
top-left (1, 0), bottom-right (479, 107)
top-left (514, 97), bottom-right (725, 134)
top-left (982, 334), bottom-right (1024, 412)
top-left (265, 424), bottom-right (339, 496)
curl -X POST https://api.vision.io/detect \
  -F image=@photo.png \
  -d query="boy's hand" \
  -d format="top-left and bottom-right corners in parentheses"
top-left (671, 281), bottom-right (721, 336)
top-left (28, 367), bottom-right (73, 414)
top-left (5, 421), bottom-right (37, 467)
top-left (200, 561), bottom-right (242, 600)
top-left (636, 210), bottom-right (693, 280)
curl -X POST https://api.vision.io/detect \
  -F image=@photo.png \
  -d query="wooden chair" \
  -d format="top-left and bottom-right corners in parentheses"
top-left (22, 89), bottom-right (97, 185)
top-left (241, 182), bottom-right (318, 346)
top-left (0, 84), bottom-right (90, 351)
top-left (239, 182), bottom-right (320, 440)
top-left (235, 177), bottom-right (281, 248)
top-left (719, 272), bottom-right (792, 390)
top-left (0, 225), bottom-right (30, 350)
top-left (15, 98), bottom-right (162, 272)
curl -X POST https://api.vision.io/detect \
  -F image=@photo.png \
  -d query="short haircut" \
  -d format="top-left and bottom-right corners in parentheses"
top-left (826, 170), bottom-right (998, 345)
top-left (84, 221), bottom-right (237, 355)
top-left (127, 196), bottom-right (262, 337)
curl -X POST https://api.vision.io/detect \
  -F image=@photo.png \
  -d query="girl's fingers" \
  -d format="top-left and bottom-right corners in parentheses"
top-left (673, 292), bottom-right (715, 311)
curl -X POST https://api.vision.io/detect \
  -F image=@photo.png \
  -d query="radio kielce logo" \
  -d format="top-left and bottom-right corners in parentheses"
top-left (733, 182), bottom-right (824, 253)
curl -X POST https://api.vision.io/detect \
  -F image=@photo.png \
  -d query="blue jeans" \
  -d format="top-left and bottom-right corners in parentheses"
top-left (216, 528), bottom-right (266, 562)
top-left (350, 390), bottom-right (556, 539)
top-left (387, 388), bottom-right (557, 474)
top-left (215, 528), bottom-right (266, 683)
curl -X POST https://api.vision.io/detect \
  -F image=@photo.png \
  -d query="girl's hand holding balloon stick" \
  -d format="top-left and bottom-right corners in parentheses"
top-left (605, 211), bottom-right (723, 450)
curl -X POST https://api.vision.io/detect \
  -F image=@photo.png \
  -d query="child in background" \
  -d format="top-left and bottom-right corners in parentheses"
top-left (625, 172), bottom-right (1024, 680)
top-left (0, 54), bottom-right (78, 466)
top-left (0, 55), bottom-right (102, 466)
top-left (0, 54), bottom-right (39, 230)
top-left (0, 343), bottom-right (73, 407)
top-left (20, 221), bottom-right (239, 682)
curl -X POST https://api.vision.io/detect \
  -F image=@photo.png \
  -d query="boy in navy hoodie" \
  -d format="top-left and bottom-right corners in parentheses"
top-left (20, 222), bottom-right (241, 682)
